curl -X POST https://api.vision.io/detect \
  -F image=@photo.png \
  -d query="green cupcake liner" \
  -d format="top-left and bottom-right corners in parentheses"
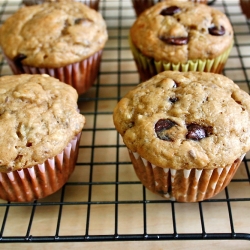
top-left (129, 36), bottom-right (233, 82)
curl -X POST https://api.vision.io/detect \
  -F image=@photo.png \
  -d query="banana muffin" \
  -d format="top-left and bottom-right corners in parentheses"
top-left (131, 0), bottom-right (215, 17)
top-left (129, 0), bottom-right (233, 82)
top-left (22, 0), bottom-right (100, 11)
top-left (113, 71), bottom-right (250, 202)
top-left (0, 2), bottom-right (108, 95)
top-left (0, 74), bottom-right (85, 202)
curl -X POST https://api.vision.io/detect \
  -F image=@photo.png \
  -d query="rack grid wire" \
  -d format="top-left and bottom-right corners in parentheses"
top-left (0, 0), bottom-right (250, 243)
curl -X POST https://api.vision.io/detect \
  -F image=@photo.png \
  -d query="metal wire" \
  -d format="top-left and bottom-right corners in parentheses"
top-left (0, 0), bottom-right (250, 243)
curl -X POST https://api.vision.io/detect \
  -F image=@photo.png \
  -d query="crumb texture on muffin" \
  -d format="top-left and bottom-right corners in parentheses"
top-left (0, 2), bottom-right (108, 68)
top-left (113, 71), bottom-right (250, 170)
top-left (0, 74), bottom-right (85, 172)
top-left (130, 1), bottom-right (233, 63)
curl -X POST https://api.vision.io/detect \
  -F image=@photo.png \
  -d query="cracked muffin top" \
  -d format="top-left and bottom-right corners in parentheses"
top-left (0, 74), bottom-right (85, 172)
top-left (113, 71), bottom-right (250, 170)
top-left (130, 0), bottom-right (233, 64)
top-left (0, 2), bottom-right (108, 68)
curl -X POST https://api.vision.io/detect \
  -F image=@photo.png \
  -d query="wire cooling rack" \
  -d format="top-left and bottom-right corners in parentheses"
top-left (0, 0), bottom-right (250, 243)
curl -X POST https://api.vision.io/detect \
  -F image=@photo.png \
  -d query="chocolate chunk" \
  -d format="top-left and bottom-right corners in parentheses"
top-left (14, 53), bottom-right (27, 64)
top-left (155, 119), bottom-right (176, 141)
top-left (75, 18), bottom-right (92, 25)
top-left (160, 6), bottom-right (181, 16)
top-left (169, 97), bottom-right (178, 103)
top-left (186, 124), bottom-right (212, 141)
top-left (208, 25), bottom-right (225, 36)
top-left (160, 36), bottom-right (188, 45)
top-left (13, 53), bottom-right (27, 73)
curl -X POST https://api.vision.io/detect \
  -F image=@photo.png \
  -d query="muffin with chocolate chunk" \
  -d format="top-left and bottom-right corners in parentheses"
top-left (240, 0), bottom-right (250, 19)
top-left (22, 0), bottom-right (100, 11)
top-left (129, 1), bottom-right (233, 82)
top-left (0, 74), bottom-right (85, 202)
top-left (131, 0), bottom-right (216, 17)
top-left (113, 71), bottom-right (250, 202)
top-left (0, 2), bottom-right (108, 95)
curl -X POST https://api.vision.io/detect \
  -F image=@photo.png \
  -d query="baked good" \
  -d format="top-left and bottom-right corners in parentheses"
top-left (129, 1), bottom-right (233, 82)
top-left (131, 0), bottom-right (215, 17)
top-left (113, 71), bottom-right (250, 202)
top-left (22, 0), bottom-right (100, 11)
top-left (240, 0), bottom-right (250, 19)
top-left (0, 2), bottom-right (108, 95)
top-left (0, 74), bottom-right (85, 202)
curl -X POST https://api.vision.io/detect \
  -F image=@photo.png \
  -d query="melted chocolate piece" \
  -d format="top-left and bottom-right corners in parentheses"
top-left (160, 6), bottom-right (181, 16)
top-left (160, 36), bottom-right (188, 45)
top-left (169, 97), bottom-right (178, 103)
top-left (13, 53), bottom-right (27, 73)
top-left (75, 18), bottom-right (92, 25)
top-left (208, 25), bottom-right (225, 36)
top-left (186, 124), bottom-right (212, 141)
top-left (14, 53), bottom-right (27, 63)
top-left (155, 119), bottom-right (176, 141)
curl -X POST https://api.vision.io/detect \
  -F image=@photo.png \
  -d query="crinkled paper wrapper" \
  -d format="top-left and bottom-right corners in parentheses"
top-left (129, 36), bottom-right (233, 82)
top-left (128, 150), bottom-right (244, 202)
top-left (240, 0), bottom-right (250, 19)
top-left (0, 132), bottom-right (81, 202)
top-left (5, 50), bottom-right (102, 95)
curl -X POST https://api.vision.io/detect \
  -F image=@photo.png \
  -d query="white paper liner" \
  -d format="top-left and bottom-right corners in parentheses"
top-left (128, 150), bottom-right (244, 202)
top-left (4, 50), bottom-right (103, 95)
top-left (0, 132), bottom-right (81, 202)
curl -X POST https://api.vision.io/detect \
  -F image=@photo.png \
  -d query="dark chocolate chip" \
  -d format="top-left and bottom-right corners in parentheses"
top-left (173, 81), bottom-right (178, 88)
top-left (75, 18), bottom-right (92, 25)
top-left (75, 18), bottom-right (86, 24)
top-left (14, 53), bottom-right (27, 63)
top-left (186, 124), bottom-right (212, 141)
top-left (208, 25), bottom-right (225, 36)
top-left (169, 97), bottom-right (178, 103)
top-left (155, 119), bottom-right (176, 141)
top-left (13, 53), bottom-right (27, 73)
top-left (159, 36), bottom-right (188, 45)
top-left (160, 6), bottom-right (181, 16)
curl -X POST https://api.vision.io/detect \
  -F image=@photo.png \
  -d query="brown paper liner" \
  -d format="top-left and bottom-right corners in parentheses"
top-left (131, 0), bottom-right (210, 17)
top-left (0, 132), bottom-right (81, 202)
top-left (22, 0), bottom-right (100, 10)
top-left (4, 50), bottom-right (103, 95)
top-left (128, 150), bottom-right (244, 202)
top-left (240, 0), bottom-right (250, 19)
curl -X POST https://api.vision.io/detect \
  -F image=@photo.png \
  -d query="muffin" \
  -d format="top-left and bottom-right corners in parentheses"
top-left (113, 71), bottom-right (250, 202)
top-left (129, 1), bottom-right (233, 82)
top-left (22, 0), bottom-right (100, 11)
top-left (0, 2), bottom-right (108, 95)
top-left (240, 0), bottom-right (250, 19)
top-left (0, 74), bottom-right (85, 202)
top-left (131, 0), bottom-right (216, 17)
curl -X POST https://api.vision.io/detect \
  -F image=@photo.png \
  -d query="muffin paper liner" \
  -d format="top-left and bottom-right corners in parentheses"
top-left (240, 0), bottom-right (250, 19)
top-left (81, 0), bottom-right (100, 10)
top-left (128, 150), bottom-right (244, 202)
top-left (129, 36), bottom-right (233, 82)
top-left (4, 50), bottom-right (103, 95)
top-left (0, 132), bottom-right (81, 202)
